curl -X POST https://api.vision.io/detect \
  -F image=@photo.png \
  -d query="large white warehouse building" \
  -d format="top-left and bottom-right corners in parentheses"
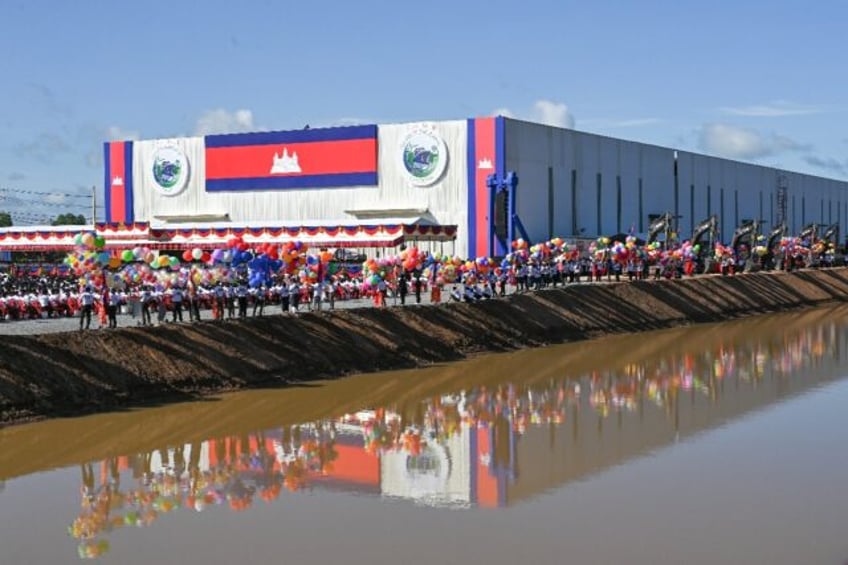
top-left (102, 116), bottom-right (848, 258)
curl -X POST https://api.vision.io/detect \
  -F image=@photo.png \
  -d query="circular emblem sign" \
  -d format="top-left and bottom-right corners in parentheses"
top-left (400, 127), bottom-right (448, 187)
top-left (151, 146), bottom-right (190, 196)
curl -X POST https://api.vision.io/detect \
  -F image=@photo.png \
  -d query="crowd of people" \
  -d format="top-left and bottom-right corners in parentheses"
top-left (0, 230), bottom-right (841, 330)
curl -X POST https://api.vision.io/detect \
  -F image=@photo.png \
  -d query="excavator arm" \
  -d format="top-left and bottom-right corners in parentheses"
top-left (730, 221), bottom-right (758, 253)
top-left (691, 215), bottom-right (717, 248)
top-left (767, 222), bottom-right (787, 250)
top-left (648, 212), bottom-right (672, 244)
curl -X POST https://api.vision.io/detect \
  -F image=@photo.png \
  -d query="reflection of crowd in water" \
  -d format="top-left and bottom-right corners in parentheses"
top-left (68, 425), bottom-right (341, 558)
top-left (66, 322), bottom-right (836, 558)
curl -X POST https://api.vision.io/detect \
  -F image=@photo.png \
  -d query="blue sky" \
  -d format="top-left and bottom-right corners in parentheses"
top-left (0, 0), bottom-right (846, 223)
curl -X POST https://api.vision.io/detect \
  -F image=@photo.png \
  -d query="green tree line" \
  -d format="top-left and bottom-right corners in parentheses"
top-left (0, 211), bottom-right (86, 227)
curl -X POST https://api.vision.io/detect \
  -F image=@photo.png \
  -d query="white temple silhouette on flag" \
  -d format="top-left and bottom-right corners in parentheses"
top-left (271, 148), bottom-right (302, 174)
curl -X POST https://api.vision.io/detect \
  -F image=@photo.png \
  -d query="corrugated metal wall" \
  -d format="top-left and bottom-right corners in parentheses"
top-left (640, 144), bottom-right (675, 234)
top-left (505, 119), bottom-right (676, 240)
top-left (504, 118), bottom-right (848, 243)
top-left (618, 140), bottom-right (640, 234)
top-left (125, 117), bottom-right (848, 256)
top-left (131, 122), bottom-right (469, 255)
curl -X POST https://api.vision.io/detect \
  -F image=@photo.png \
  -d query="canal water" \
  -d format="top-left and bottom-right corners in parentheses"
top-left (1, 306), bottom-right (848, 564)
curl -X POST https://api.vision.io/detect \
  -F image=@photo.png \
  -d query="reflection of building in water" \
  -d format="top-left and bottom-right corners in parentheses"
top-left (380, 425), bottom-right (471, 506)
top-left (66, 321), bottom-right (844, 557)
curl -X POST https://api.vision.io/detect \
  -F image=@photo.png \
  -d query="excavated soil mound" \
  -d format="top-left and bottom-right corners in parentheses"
top-left (2, 268), bottom-right (848, 425)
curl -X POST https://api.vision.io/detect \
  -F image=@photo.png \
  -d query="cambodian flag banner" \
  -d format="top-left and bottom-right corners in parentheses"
top-left (103, 141), bottom-right (134, 224)
top-left (205, 125), bottom-right (379, 191)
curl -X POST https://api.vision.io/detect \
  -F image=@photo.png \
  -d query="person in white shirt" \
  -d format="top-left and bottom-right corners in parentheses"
top-left (376, 279), bottom-right (388, 307)
top-left (312, 282), bottom-right (324, 311)
top-left (38, 291), bottom-right (50, 318)
top-left (108, 290), bottom-right (121, 328)
top-left (171, 286), bottom-right (184, 322)
top-left (156, 289), bottom-right (168, 323)
top-left (141, 286), bottom-right (153, 326)
top-left (252, 285), bottom-right (266, 317)
top-left (288, 280), bottom-right (300, 313)
top-left (53, 289), bottom-right (65, 317)
top-left (236, 283), bottom-right (248, 318)
top-left (187, 281), bottom-right (201, 322)
top-left (325, 280), bottom-right (335, 310)
top-left (225, 284), bottom-right (236, 319)
top-left (278, 279), bottom-right (290, 313)
top-left (79, 286), bottom-right (95, 330)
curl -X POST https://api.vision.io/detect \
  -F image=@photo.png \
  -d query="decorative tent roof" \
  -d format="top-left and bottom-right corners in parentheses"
top-left (0, 221), bottom-right (457, 251)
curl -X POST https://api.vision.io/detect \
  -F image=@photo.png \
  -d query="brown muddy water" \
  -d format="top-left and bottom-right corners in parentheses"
top-left (2, 306), bottom-right (848, 565)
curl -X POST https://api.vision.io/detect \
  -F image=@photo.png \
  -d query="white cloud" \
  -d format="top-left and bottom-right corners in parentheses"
top-left (44, 193), bottom-right (67, 205)
top-left (492, 107), bottom-right (515, 118)
top-left (79, 124), bottom-right (141, 168)
top-left (718, 101), bottom-right (823, 117)
top-left (533, 100), bottom-right (575, 129)
top-left (194, 108), bottom-right (258, 135)
top-left (697, 123), bottom-right (809, 160)
top-left (492, 99), bottom-right (575, 129)
top-left (106, 125), bottom-right (140, 141)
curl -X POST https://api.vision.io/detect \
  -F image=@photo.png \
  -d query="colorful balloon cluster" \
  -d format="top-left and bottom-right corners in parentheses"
top-left (58, 220), bottom-right (835, 296)
top-left (778, 237), bottom-right (809, 257)
top-left (361, 256), bottom-right (397, 290)
top-left (65, 231), bottom-right (110, 288)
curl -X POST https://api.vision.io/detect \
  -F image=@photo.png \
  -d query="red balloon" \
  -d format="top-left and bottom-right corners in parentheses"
top-left (201, 252), bottom-right (211, 263)
top-left (182, 250), bottom-right (193, 262)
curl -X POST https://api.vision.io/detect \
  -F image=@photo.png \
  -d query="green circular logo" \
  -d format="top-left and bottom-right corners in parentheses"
top-left (151, 146), bottom-right (189, 196)
top-left (400, 128), bottom-right (448, 187)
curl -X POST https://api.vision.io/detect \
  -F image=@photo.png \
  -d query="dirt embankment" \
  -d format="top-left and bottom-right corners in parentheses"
top-left (2, 268), bottom-right (848, 426)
